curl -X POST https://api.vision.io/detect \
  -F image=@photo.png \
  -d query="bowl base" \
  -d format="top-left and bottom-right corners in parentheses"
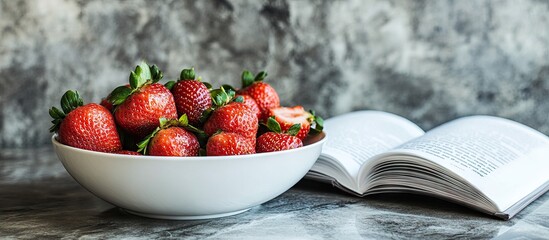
top-left (122, 208), bottom-right (251, 220)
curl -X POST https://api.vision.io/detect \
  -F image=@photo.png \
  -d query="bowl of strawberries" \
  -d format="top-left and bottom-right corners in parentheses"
top-left (50, 62), bottom-right (326, 220)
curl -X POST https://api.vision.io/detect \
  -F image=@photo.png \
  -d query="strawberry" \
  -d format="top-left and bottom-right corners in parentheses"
top-left (236, 94), bottom-right (261, 120)
top-left (206, 132), bottom-right (255, 156)
top-left (238, 70), bottom-right (280, 121)
top-left (170, 68), bottom-right (212, 125)
top-left (256, 132), bottom-right (303, 153)
top-left (268, 106), bottom-right (314, 140)
top-left (137, 115), bottom-right (201, 156)
top-left (100, 98), bottom-right (114, 112)
top-left (146, 127), bottom-right (199, 156)
top-left (108, 62), bottom-right (177, 138)
top-left (256, 117), bottom-right (303, 153)
top-left (49, 90), bottom-right (122, 152)
top-left (203, 88), bottom-right (258, 140)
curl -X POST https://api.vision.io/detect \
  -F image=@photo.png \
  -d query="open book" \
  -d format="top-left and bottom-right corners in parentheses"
top-left (307, 111), bottom-right (549, 220)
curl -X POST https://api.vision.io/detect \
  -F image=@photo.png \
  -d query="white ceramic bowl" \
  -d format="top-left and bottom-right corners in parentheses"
top-left (52, 133), bottom-right (326, 220)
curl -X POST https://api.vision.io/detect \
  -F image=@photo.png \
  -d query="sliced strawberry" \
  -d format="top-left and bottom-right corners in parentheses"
top-left (269, 106), bottom-right (313, 140)
top-left (206, 132), bottom-right (255, 156)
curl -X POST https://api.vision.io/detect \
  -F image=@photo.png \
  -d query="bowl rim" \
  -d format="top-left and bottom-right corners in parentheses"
top-left (51, 132), bottom-right (326, 161)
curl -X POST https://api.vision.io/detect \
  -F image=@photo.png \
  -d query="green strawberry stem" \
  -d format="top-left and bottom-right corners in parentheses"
top-left (266, 117), bottom-right (282, 133)
top-left (49, 90), bottom-right (84, 133)
top-left (180, 67), bottom-right (196, 80)
top-left (210, 86), bottom-right (236, 107)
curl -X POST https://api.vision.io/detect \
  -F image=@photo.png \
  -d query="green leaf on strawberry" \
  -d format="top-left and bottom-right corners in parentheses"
top-left (150, 64), bottom-right (163, 82)
top-left (109, 61), bottom-right (164, 107)
top-left (60, 90), bottom-right (83, 114)
top-left (221, 84), bottom-right (236, 92)
top-left (287, 123), bottom-right (301, 136)
top-left (50, 90), bottom-right (84, 132)
top-left (136, 126), bottom-right (159, 155)
top-left (254, 71), bottom-right (267, 81)
top-left (164, 80), bottom-right (176, 90)
top-left (264, 116), bottom-right (300, 137)
top-left (210, 86), bottom-right (236, 107)
top-left (241, 70), bottom-right (254, 88)
top-left (108, 86), bottom-right (133, 106)
top-left (202, 82), bottom-right (213, 90)
top-left (308, 109), bottom-right (324, 135)
top-left (233, 96), bottom-right (244, 103)
top-left (241, 70), bottom-right (268, 88)
top-left (130, 62), bottom-right (149, 88)
top-left (266, 117), bottom-right (282, 133)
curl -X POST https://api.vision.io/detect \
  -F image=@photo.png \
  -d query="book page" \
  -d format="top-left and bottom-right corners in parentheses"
top-left (386, 116), bottom-right (549, 211)
top-left (315, 111), bottom-right (425, 187)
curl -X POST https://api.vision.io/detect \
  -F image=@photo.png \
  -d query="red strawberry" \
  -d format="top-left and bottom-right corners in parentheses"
top-left (114, 150), bottom-right (141, 155)
top-left (147, 127), bottom-right (199, 156)
top-left (206, 132), bottom-right (255, 156)
top-left (238, 71), bottom-right (280, 121)
top-left (171, 68), bottom-right (212, 125)
top-left (203, 102), bottom-right (258, 139)
top-left (49, 90), bottom-right (122, 152)
top-left (137, 115), bottom-right (202, 156)
top-left (203, 88), bottom-right (258, 140)
top-left (269, 106), bottom-right (313, 140)
top-left (108, 62), bottom-right (177, 138)
top-left (236, 94), bottom-right (261, 120)
top-left (256, 132), bottom-right (303, 153)
top-left (100, 98), bottom-right (114, 112)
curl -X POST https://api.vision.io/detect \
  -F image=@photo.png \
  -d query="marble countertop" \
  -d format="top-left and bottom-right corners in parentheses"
top-left (2, 148), bottom-right (548, 239)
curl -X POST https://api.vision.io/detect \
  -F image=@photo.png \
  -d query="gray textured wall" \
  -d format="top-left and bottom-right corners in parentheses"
top-left (1, 0), bottom-right (548, 148)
